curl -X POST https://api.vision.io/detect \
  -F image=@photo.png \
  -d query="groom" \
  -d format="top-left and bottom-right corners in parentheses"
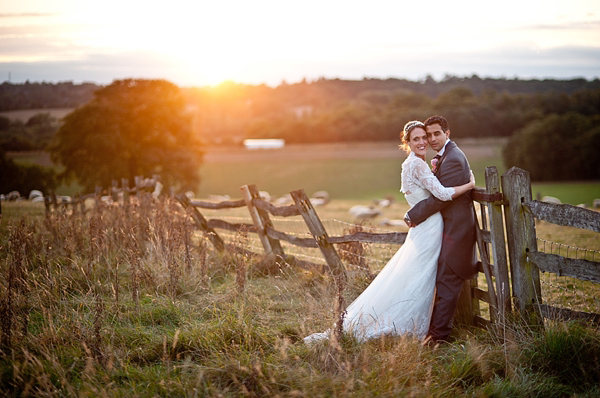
top-left (404, 115), bottom-right (477, 344)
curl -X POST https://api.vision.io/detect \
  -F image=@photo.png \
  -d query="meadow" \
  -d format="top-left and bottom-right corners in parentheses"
top-left (3, 138), bottom-right (600, 396)
top-left (2, 194), bottom-right (600, 396)
top-left (10, 138), bottom-right (600, 206)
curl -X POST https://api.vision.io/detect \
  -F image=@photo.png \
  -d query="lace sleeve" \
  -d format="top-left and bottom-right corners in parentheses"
top-left (413, 158), bottom-right (455, 201)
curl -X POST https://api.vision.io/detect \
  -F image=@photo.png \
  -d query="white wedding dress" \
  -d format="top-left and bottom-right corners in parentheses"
top-left (304, 152), bottom-right (456, 343)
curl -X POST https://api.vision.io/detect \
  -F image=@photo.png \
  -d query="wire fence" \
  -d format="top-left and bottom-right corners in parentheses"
top-left (208, 215), bottom-right (401, 272)
top-left (537, 238), bottom-right (600, 314)
top-left (192, 212), bottom-right (600, 318)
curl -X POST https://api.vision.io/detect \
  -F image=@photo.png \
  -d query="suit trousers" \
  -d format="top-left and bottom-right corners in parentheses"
top-left (428, 262), bottom-right (465, 341)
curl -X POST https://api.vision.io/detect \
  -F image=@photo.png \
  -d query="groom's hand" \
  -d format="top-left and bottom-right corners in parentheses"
top-left (404, 213), bottom-right (416, 228)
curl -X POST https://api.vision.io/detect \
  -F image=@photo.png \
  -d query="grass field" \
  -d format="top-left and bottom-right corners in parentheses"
top-left (1, 197), bottom-right (599, 396)
top-left (0, 107), bottom-right (74, 122)
top-left (11, 138), bottom-right (600, 206)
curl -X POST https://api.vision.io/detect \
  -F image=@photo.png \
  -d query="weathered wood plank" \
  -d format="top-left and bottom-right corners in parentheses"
top-left (291, 189), bottom-right (347, 285)
top-left (474, 207), bottom-right (498, 321)
top-left (539, 304), bottom-right (600, 324)
top-left (329, 231), bottom-right (407, 245)
top-left (473, 288), bottom-right (491, 304)
top-left (527, 200), bottom-right (600, 233)
top-left (481, 230), bottom-right (492, 244)
top-left (253, 198), bottom-right (300, 217)
top-left (207, 219), bottom-right (256, 233)
top-left (266, 226), bottom-right (319, 248)
top-left (190, 198), bottom-right (247, 209)
top-left (241, 185), bottom-right (284, 256)
top-left (501, 167), bottom-right (542, 317)
top-left (472, 188), bottom-right (504, 203)
top-left (528, 251), bottom-right (600, 283)
top-left (485, 166), bottom-right (511, 317)
top-left (176, 194), bottom-right (225, 252)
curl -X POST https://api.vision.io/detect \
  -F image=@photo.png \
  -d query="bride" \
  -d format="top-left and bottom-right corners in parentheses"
top-left (304, 120), bottom-right (475, 343)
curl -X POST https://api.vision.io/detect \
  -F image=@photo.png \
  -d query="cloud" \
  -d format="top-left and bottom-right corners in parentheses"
top-left (0, 13), bottom-right (55, 18)
top-left (522, 20), bottom-right (600, 30)
top-left (0, 44), bottom-right (598, 86)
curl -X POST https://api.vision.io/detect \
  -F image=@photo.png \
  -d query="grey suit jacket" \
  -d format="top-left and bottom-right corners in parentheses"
top-left (406, 140), bottom-right (477, 280)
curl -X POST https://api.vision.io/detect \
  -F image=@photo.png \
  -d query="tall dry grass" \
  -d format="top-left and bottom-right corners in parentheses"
top-left (1, 197), bottom-right (599, 396)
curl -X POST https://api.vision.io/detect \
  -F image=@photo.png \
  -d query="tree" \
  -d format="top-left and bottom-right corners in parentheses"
top-left (50, 79), bottom-right (204, 192)
top-left (503, 112), bottom-right (600, 181)
top-left (0, 148), bottom-right (57, 195)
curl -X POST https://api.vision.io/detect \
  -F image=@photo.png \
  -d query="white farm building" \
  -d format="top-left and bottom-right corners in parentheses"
top-left (243, 139), bottom-right (285, 150)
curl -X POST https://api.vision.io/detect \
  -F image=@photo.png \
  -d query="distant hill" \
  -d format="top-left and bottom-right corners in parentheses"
top-left (0, 81), bottom-right (102, 112)
top-left (2, 76), bottom-right (600, 112)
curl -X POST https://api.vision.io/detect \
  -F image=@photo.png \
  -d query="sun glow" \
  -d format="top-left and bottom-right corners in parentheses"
top-left (2, 0), bottom-right (599, 85)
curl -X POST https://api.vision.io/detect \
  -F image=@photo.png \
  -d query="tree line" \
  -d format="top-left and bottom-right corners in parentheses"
top-left (185, 78), bottom-right (600, 145)
top-left (0, 81), bottom-right (99, 111)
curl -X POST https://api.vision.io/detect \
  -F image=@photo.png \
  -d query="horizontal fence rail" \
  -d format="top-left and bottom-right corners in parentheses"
top-left (526, 200), bottom-right (600, 233)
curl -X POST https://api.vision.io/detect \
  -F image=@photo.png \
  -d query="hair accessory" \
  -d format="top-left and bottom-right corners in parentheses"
top-left (403, 121), bottom-right (425, 139)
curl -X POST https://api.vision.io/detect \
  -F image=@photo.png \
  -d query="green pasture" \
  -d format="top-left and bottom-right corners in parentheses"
top-left (9, 139), bottom-right (600, 206)
top-left (195, 139), bottom-right (507, 201)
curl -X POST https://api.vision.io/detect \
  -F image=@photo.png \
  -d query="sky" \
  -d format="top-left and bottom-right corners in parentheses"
top-left (1, 0), bottom-right (599, 87)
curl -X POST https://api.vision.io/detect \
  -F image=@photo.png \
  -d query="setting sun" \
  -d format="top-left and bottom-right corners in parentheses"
top-left (1, 0), bottom-right (599, 85)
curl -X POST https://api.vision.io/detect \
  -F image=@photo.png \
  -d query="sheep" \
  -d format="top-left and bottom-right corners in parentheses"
top-left (311, 190), bottom-right (330, 202)
top-left (376, 199), bottom-right (391, 208)
top-left (593, 199), bottom-right (600, 208)
top-left (32, 196), bottom-right (46, 203)
top-left (541, 196), bottom-right (562, 205)
top-left (349, 205), bottom-right (382, 221)
top-left (57, 196), bottom-right (72, 204)
top-left (152, 181), bottom-right (163, 199)
top-left (259, 191), bottom-right (271, 202)
top-left (274, 194), bottom-right (293, 206)
top-left (379, 218), bottom-right (406, 227)
top-left (310, 197), bottom-right (328, 206)
top-left (29, 190), bottom-right (43, 200)
top-left (209, 194), bottom-right (231, 201)
top-left (7, 191), bottom-right (21, 201)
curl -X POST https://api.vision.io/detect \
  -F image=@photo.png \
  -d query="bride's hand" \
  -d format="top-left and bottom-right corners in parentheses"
top-left (469, 170), bottom-right (476, 188)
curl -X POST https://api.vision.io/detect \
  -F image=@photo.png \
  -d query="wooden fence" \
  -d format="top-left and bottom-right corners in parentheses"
top-left (38, 166), bottom-right (600, 328)
top-left (175, 166), bottom-right (600, 329)
top-left (176, 184), bottom-right (408, 289)
top-left (502, 167), bottom-right (600, 324)
top-left (43, 175), bottom-right (162, 214)
top-left (173, 176), bottom-right (507, 327)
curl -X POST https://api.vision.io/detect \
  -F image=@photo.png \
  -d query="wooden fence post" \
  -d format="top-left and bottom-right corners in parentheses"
top-left (94, 186), bottom-right (102, 208)
top-left (44, 195), bottom-right (51, 215)
top-left (122, 178), bottom-right (130, 207)
top-left (485, 166), bottom-right (511, 318)
top-left (80, 193), bottom-right (87, 214)
top-left (241, 185), bottom-right (284, 256)
top-left (51, 191), bottom-right (58, 212)
top-left (501, 167), bottom-right (542, 320)
top-left (290, 189), bottom-right (347, 286)
top-left (176, 194), bottom-right (225, 252)
top-left (135, 176), bottom-right (143, 199)
top-left (72, 193), bottom-right (79, 215)
top-left (111, 180), bottom-right (119, 203)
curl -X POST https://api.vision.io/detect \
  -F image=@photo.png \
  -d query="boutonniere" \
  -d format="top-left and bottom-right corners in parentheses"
top-left (431, 156), bottom-right (440, 172)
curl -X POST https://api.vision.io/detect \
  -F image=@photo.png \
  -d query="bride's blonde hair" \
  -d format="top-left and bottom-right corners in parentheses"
top-left (399, 120), bottom-right (425, 153)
